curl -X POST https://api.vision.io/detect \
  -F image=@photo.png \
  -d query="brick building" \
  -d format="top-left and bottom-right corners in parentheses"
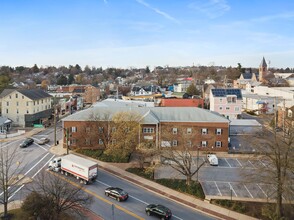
top-left (62, 105), bottom-right (229, 152)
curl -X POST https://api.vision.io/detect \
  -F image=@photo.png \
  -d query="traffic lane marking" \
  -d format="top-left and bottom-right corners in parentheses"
top-left (96, 179), bottom-right (184, 220)
top-left (51, 173), bottom-right (144, 220)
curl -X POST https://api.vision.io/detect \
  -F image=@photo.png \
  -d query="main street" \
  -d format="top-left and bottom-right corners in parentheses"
top-left (1, 126), bottom-right (216, 220)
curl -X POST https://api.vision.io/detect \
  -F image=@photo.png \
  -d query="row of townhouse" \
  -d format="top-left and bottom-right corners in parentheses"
top-left (62, 104), bottom-right (230, 152)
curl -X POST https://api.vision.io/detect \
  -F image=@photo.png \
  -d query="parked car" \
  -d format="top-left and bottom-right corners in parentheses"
top-left (104, 187), bottom-right (128, 202)
top-left (19, 138), bottom-right (34, 148)
top-left (145, 204), bottom-right (172, 220)
top-left (37, 137), bottom-right (50, 145)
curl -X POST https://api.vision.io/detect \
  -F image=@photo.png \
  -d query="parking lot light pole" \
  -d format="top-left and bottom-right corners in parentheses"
top-left (196, 146), bottom-right (200, 182)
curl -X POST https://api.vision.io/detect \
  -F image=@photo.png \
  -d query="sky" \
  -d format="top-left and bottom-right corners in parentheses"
top-left (0, 0), bottom-right (294, 69)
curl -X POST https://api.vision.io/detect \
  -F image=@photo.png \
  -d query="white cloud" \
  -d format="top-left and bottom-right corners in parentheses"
top-left (135, 0), bottom-right (180, 24)
top-left (189, 0), bottom-right (230, 19)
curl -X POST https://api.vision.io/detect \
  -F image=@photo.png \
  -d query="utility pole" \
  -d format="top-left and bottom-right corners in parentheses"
top-left (54, 95), bottom-right (57, 146)
top-left (66, 128), bottom-right (69, 155)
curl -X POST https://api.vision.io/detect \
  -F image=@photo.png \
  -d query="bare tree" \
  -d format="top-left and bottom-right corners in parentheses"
top-left (0, 145), bottom-right (23, 218)
top-left (161, 145), bottom-right (206, 186)
top-left (22, 171), bottom-right (93, 219)
top-left (160, 127), bottom-right (207, 186)
top-left (243, 115), bottom-right (294, 219)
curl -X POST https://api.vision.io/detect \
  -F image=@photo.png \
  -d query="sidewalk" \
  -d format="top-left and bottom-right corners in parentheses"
top-left (49, 142), bottom-right (257, 220)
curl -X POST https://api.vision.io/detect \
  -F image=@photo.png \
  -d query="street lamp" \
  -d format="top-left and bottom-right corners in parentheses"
top-left (196, 146), bottom-right (200, 182)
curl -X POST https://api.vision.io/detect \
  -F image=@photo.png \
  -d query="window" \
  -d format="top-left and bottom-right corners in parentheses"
top-left (235, 107), bottom-right (239, 111)
top-left (34, 101), bottom-right (35, 106)
top-left (201, 141), bottom-right (207, 147)
top-left (227, 96), bottom-right (236, 103)
top-left (187, 128), bottom-right (192, 134)
top-left (215, 141), bottom-right (222, 148)
top-left (16, 102), bottom-right (19, 106)
top-left (70, 139), bottom-right (76, 145)
top-left (143, 128), bottom-right (154, 133)
top-left (9, 95), bottom-right (11, 99)
top-left (172, 128), bottom-right (178, 134)
top-left (22, 96), bottom-right (24, 99)
top-left (219, 106), bottom-right (223, 110)
top-left (71, 127), bottom-right (77, 132)
top-left (202, 128), bottom-right (208, 135)
top-left (216, 128), bottom-right (222, 135)
top-left (219, 98), bottom-right (223, 102)
top-left (98, 127), bottom-right (104, 133)
top-left (288, 110), bottom-right (292, 118)
top-left (41, 100), bottom-right (43, 104)
top-left (172, 140), bottom-right (178, 146)
top-left (27, 110), bottom-right (29, 114)
top-left (98, 139), bottom-right (103, 145)
top-left (26, 102), bottom-right (29, 106)
top-left (17, 109), bottom-right (19, 114)
top-left (226, 107), bottom-right (230, 110)
top-left (86, 139), bottom-right (91, 145)
top-left (6, 102), bottom-right (9, 106)
top-left (15, 94), bottom-right (18, 98)
top-left (6, 109), bottom-right (8, 114)
top-left (187, 141), bottom-right (192, 147)
top-left (86, 127), bottom-right (90, 133)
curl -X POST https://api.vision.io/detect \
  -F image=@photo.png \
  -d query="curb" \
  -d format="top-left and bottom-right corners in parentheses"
top-left (70, 152), bottom-right (257, 220)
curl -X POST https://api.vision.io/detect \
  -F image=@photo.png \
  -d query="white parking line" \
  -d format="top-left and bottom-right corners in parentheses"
top-left (235, 158), bottom-right (242, 167)
top-left (228, 183), bottom-right (237, 197)
top-left (248, 160), bottom-right (256, 168)
top-left (224, 158), bottom-right (232, 167)
top-left (8, 184), bottom-right (25, 201)
top-left (243, 184), bottom-right (253, 198)
top-left (257, 184), bottom-right (267, 198)
top-left (259, 160), bottom-right (267, 167)
top-left (214, 181), bottom-right (222, 196)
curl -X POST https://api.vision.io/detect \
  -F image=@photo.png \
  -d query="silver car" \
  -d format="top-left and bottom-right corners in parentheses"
top-left (37, 137), bottom-right (50, 145)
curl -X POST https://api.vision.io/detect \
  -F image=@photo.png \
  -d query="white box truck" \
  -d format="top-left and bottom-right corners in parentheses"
top-left (49, 154), bottom-right (98, 184)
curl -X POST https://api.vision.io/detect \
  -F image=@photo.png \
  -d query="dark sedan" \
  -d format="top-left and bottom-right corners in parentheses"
top-left (104, 187), bottom-right (128, 202)
top-left (19, 138), bottom-right (34, 148)
top-left (145, 204), bottom-right (172, 220)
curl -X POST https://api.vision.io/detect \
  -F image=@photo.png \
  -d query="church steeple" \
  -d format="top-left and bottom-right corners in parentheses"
top-left (259, 57), bottom-right (268, 82)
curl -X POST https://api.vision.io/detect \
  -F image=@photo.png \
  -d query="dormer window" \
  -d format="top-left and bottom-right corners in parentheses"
top-left (288, 110), bottom-right (293, 118)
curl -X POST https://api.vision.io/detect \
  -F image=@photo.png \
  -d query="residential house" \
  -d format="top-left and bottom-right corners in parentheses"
top-left (242, 93), bottom-right (281, 115)
top-left (274, 73), bottom-right (294, 86)
top-left (233, 71), bottom-right (259, 89)
top-left (131, 85), bottom-right (160, 96)
top-left (0, 89), bottom-right (52, 127)
top-left (62, 104), bottom-right (229, 152)
top-left (210, 88), bottom-right (243, 119)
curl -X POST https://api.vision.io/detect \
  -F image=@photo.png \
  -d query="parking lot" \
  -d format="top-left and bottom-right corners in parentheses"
top-left (156, 157), bottom-right (293, 202)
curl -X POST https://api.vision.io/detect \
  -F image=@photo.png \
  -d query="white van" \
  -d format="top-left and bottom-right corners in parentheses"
top-left (207, 154), bottom-right (218, 166)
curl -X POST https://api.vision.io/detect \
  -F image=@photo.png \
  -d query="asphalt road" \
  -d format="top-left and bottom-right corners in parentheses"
top-left (1, 126), bottom-right (216, 220)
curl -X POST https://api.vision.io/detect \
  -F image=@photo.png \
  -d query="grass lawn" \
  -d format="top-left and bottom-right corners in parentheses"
top-left (126, 167), bottom-right (294, 220)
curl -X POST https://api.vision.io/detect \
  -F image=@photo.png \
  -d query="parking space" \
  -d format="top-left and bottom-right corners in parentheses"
top-left (202, 181), bottom-right (294, 201)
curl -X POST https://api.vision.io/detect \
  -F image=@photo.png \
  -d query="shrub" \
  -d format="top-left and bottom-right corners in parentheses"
top-left (75, 149), bottom-right (103, 159)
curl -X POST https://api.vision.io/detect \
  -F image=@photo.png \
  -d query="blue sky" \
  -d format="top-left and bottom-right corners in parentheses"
top-left (1, 0), bottom-right (294, 69)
